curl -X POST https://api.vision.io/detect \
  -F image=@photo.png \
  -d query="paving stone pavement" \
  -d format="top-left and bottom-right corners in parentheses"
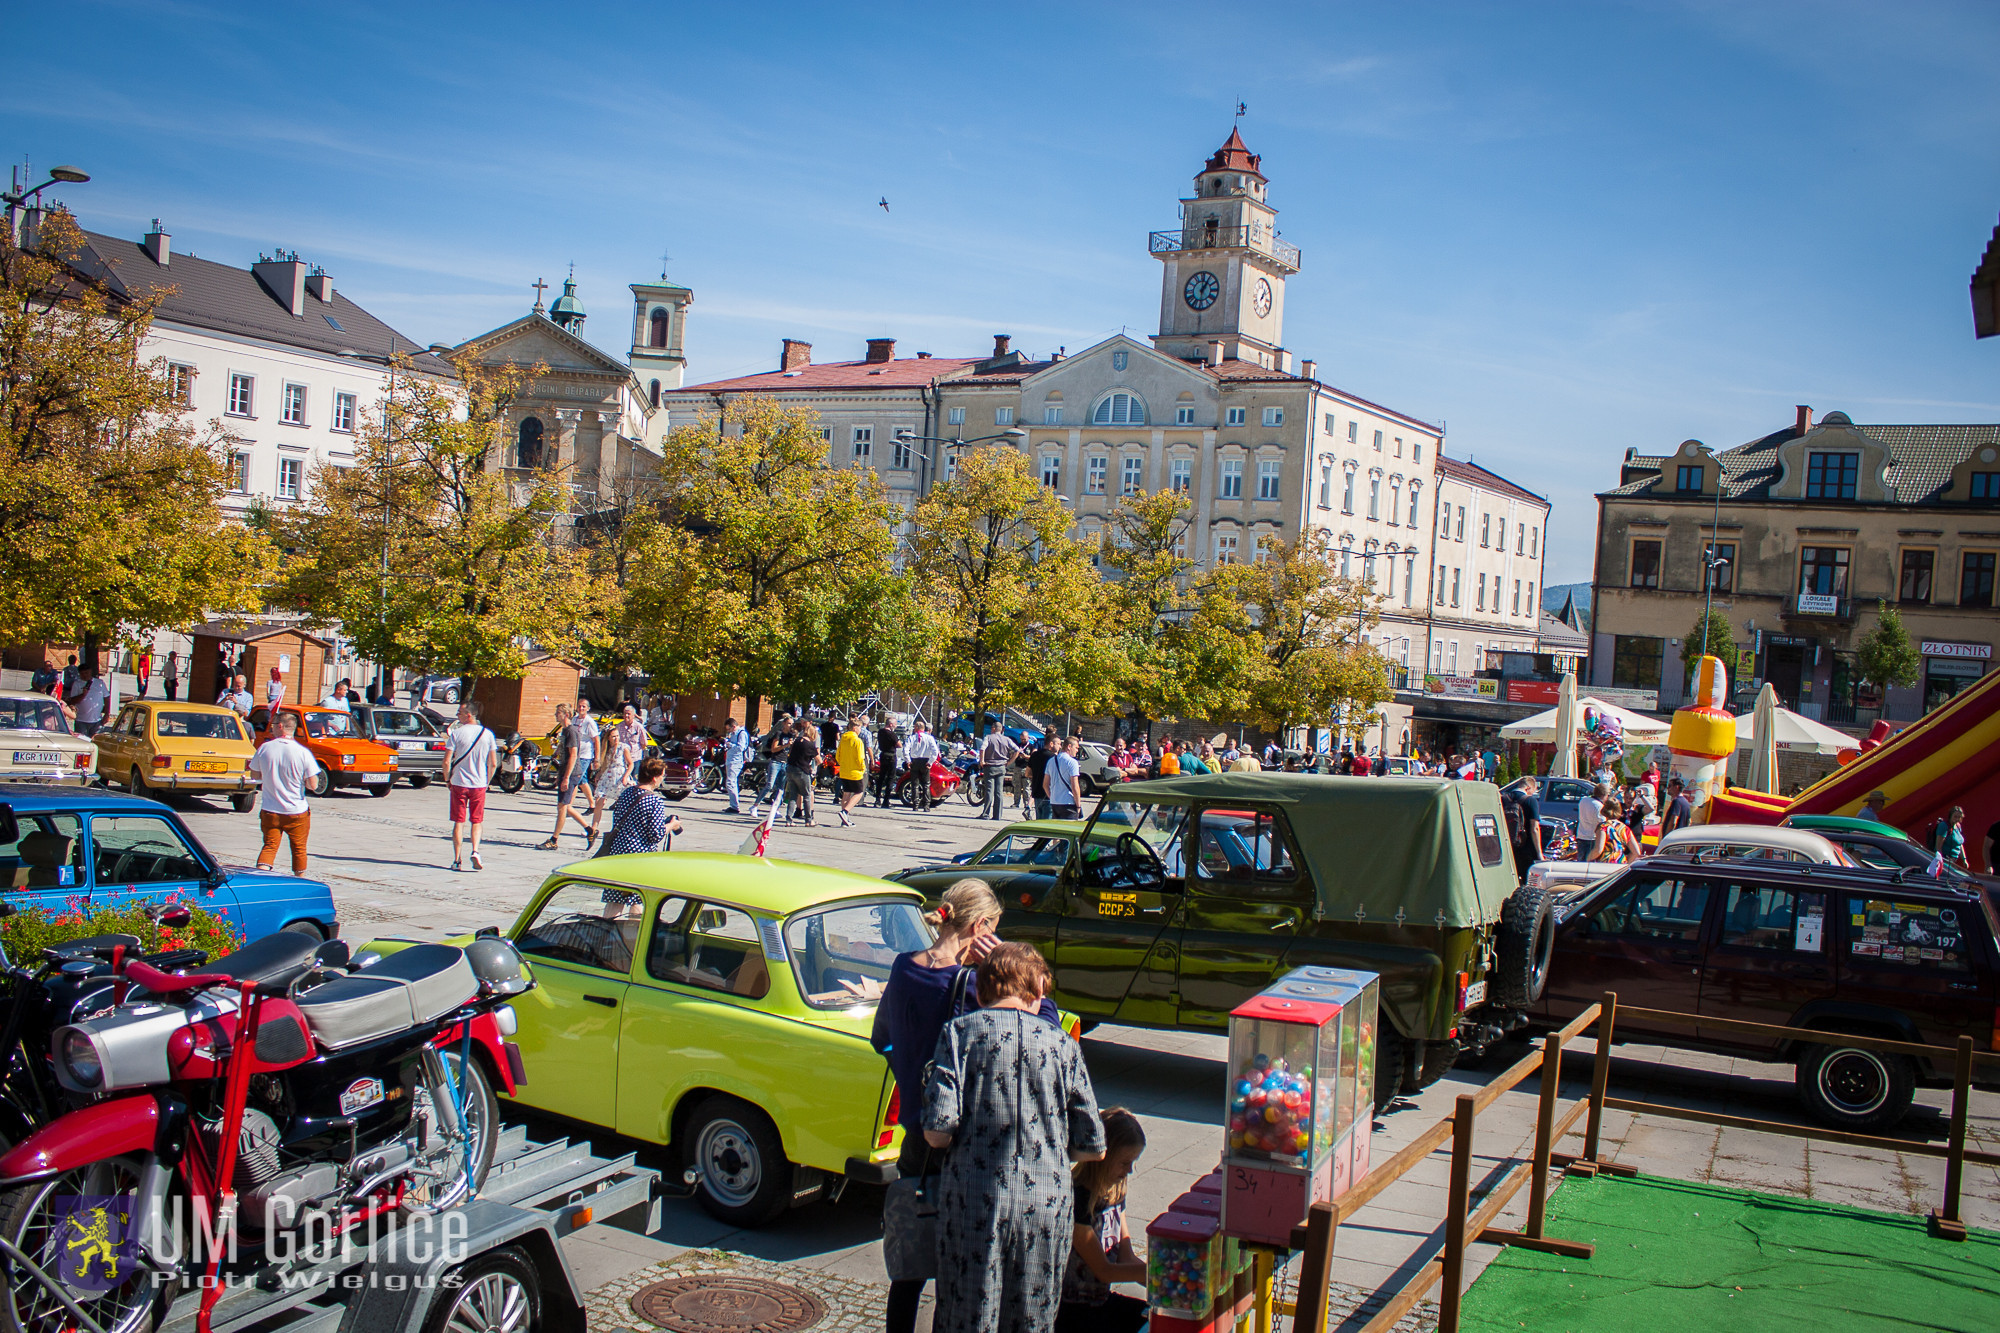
top-left (157, 779), bottom-right (2000, 1331)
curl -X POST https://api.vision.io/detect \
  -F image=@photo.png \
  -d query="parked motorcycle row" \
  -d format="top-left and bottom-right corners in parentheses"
top-left (0, 890), bottom-right (532, 1333)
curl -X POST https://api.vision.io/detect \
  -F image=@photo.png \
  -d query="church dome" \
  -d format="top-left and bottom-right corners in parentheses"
top-left (548, 270), bottom-right (586, 332)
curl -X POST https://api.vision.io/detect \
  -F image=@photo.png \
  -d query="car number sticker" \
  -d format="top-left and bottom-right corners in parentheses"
top-left (1098, 892), bottom-right (1137, 918)
top-left (1464, 980), bottom-right (1488, 1008)
top-left (339, 1077), bottom-right (385, 1115)
top-left (11, 751), bottom-right (60, 764)
top-left (1794, 916), bottom-right (1823, 952)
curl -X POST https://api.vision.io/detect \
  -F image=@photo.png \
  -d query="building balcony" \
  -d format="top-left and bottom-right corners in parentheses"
top-left (1784, 593), bottom-right (1855, 621)
top-left (1149, 225), bottom-right (1301, 274)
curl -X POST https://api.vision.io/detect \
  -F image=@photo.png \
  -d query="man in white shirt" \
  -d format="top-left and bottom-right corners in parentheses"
top-left (1576, 784), bottom-right (1607, 847)
top-left (722, 717), bottom-right (754, 815)
top-left (220, 675), bottom-right (254, 718)
top-left (72, 666), bottom-right (111, 736)
top-left (321, 680), bottom-right (354, 713)
top-left (902, 719), bottom-right (942, 812)
top-left (446, 701), bottom-right (498, 871)
top-left (1045, 737), bottom-right (1083, 820)
top-left (248, 711), bottom-right (319, 875)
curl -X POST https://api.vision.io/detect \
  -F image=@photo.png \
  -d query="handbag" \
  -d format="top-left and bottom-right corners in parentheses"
top-left (880, 967), bottom-right (973, 1281)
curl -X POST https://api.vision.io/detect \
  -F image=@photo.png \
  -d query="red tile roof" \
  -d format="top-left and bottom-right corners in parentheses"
top-left (684, 356), bottom-right (981, 393)
top-left (1438, 455), bottom-right (1548, 508)
top-left (1204, 128), bottom-right (1264, 178)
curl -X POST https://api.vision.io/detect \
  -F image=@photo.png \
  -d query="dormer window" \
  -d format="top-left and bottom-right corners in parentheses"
top-left (1805, 451), bottom-right (1859, 500)
top-left (1676, 465), bottom-right (1703, 492)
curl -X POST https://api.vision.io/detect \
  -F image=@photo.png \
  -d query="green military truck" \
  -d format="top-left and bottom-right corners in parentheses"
top-left (1001, 773), bottom-right (1552, 1109)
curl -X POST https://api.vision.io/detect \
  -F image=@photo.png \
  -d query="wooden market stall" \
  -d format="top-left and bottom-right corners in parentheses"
top-left (471, 653), bottom-right (585, 740)
top-left (188, 621), bottom-right (330, 708)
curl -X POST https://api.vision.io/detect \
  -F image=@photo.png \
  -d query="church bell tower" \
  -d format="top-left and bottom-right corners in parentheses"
top-left (1150, 129), bottom-right (1300, 368)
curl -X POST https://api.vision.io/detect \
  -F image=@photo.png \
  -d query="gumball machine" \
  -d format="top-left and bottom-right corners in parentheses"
top-left (1222, 968), bottom-right (1380, 1247)
top-left (1146, 1211), bottom-right (1223, 1332)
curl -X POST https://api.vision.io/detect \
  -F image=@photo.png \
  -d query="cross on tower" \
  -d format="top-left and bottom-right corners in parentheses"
top-left (659, 249), bottom-right (673, 278)
top-left (531, 278), bottom-right (548, 309)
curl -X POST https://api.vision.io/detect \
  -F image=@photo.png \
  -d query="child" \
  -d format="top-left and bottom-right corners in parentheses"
top-left (1057, 1107), bottom-right (1150, 1332)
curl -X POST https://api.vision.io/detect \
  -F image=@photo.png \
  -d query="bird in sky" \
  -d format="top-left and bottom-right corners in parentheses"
top-left (878, 196), bottom-right (890, 213)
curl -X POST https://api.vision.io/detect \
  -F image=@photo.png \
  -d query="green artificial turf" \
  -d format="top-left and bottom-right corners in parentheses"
top-left (1458, 1172), bottom-right (2000, 1333)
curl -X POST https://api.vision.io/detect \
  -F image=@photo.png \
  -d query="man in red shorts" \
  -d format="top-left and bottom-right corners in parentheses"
top-left (446, 701), bottom-right (498, 871)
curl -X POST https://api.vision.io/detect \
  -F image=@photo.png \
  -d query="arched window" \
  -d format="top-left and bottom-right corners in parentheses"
top-left (648, 379), bottom-right (661, 409)
top-left (517, 416), bottom-right (544, 469)
top-left (1091, 391), bottom-right (1146, 426)
top-left (649, 309), bottom-right (669, 348)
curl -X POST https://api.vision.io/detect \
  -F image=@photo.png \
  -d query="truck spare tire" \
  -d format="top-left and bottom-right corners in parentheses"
top-left (1494, 885), bottom-right (1555, 1007)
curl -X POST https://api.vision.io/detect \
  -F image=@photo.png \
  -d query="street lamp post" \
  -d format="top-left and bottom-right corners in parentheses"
top-left (892, 427), bottom-right (1028, 495)
top-left (4, 162), bottom-right (89, 243)
top-left (1699, 473), bottom-right (1732, 700)
top-left (336, 340), bottom-right (418, 702)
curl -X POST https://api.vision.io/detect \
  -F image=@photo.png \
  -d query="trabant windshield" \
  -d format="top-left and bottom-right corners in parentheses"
top-left (784, 898), bottom-right (931, 1009)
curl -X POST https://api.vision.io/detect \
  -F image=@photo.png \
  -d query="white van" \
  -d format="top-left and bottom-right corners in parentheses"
top-left (1524, 823), bottom-right (1853, 892)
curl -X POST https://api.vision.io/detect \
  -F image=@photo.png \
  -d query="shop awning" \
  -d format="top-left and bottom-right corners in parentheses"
top-left (1498, 696), bottom-right (1671, 744)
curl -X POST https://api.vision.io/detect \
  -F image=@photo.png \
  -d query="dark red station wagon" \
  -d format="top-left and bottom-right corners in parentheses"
top-left (1535, 857), bottom-right (2000, 1130)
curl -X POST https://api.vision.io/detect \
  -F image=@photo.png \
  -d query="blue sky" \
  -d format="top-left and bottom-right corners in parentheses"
top-left (11, 1), bottom-right (1999, 582)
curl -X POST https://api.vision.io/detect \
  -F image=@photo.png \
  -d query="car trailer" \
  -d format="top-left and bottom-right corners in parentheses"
top-left (2, 1122), bottom-right (660, 1333)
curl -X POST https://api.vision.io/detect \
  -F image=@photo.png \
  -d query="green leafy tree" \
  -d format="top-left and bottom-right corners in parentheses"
top-left (1100, 490), bottom-right (1251, 738)
top-left (623, 398), bottom-right (912, 716)
top-left (0, 208), bottom-right (274, 645)
top-left (275, 358), bottom-right (612, 692)
top-left (1203, 531), bottom-right (1391, 743)
top-left (907, 447), bottom-right (1102, 733)
top-left (1683, 607), bottom-right (1741, 689)
top-left (1856, 600), bottom-right (1921, 691)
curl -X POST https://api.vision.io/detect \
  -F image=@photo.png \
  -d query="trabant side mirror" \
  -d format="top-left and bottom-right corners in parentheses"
top-left (156, 906), bottom-right (193, 929)
top-left (474, 925), bottom-right (500, 939)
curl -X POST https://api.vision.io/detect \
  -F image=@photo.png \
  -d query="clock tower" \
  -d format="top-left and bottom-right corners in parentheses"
top-left (1150, 129), bottom-right (1300, 368)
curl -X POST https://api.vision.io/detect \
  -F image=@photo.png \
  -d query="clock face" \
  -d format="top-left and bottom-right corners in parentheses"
top-left (1184, 271), bottom-right (1220, 311)
top-left (1253, 277), bottom-right (1273, 317)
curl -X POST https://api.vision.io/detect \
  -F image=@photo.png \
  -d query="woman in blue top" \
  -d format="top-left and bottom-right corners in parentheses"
top-left (872, 880), bottom-right (1057, 1333)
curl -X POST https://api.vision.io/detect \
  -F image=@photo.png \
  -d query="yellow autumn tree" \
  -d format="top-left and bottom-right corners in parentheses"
top-left (0, 208), bottom-right (273, 645)
top-left (273, 357), bottom-right (612, 689)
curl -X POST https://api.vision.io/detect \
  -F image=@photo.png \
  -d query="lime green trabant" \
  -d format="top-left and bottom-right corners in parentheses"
top-left (368, 852), bottom-right (926, 1226)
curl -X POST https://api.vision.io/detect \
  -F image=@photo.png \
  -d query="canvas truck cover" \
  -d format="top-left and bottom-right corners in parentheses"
top-left (1102, 773), bottom-right (1514, 929)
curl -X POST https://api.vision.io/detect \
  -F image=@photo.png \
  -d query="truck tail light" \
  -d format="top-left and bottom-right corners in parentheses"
top-left (878, 1086), bottom-right (900, 1149)
top-left (1455, 971), bottom-right (1471, 1013)
top-left (152, 754), bottom-right (172, 769)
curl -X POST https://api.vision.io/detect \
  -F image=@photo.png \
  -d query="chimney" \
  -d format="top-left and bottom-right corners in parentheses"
top-left (865, 338), bottom-right (897, 364)
top-left (305, 269), bottom-right (334, 303)
top-left (1209, 339), bottom-right (1225, 367)
top-left (1795, 405), bottom-right (1812, 436)
top-left (1275, 346), bottom-right (1290, 373)
top-left (992, 333), bottom-right (1011, 358)
top-left (1300, 358), bottom-right (1317, 381)
top-left (253, 252), bottom-right (308, 316)
top-left (916, 351), bottom-right (932, 359)
top-left (141, 220), bottom-right (170, 267)
top-left (780, 338), bottom-right (812, 371)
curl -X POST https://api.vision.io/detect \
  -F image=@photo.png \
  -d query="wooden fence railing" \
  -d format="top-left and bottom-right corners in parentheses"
top-left (1279, 992), bottom-right (1996, 1332)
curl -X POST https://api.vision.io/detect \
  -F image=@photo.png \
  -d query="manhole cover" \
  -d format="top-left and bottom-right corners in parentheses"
top-left (630, 1275), bottom-right (826, 1332)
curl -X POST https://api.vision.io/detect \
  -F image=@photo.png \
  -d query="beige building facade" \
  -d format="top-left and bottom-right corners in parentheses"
top-left (1591, 408), bottom-right (2000, 723)
top-left (1425, 457), bottom-right (1550, 678)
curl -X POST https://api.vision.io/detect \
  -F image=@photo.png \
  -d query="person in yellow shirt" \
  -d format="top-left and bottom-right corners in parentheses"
top-left (835, 715), bottom-right (870, 827)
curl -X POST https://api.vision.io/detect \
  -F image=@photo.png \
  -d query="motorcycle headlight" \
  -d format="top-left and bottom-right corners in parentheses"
top-left (493, 1004), bottom-right (518, 1036)
top-left (61, 1030), bottom-right (103, 1088)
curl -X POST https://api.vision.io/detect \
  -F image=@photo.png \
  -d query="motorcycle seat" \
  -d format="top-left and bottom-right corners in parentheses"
top-left (46, 933), bottom-right (143, 961)
top-left (295, 943), bottom-right (477, 1050)
top-left (203, 931), bottom-right (324, 989)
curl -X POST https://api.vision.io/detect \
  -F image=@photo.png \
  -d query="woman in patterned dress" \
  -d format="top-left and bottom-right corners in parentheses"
top-left (923, 944), bottom-right (1106, 1333)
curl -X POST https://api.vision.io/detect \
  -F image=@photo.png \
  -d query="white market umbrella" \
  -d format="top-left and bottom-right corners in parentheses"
top-left (1740, 682), bottom-right (1781, 794)
top-left (1500, 693), bottom-right (1671, 748)
top-left (1732, 701), bottom-right (1853, 756)
top-left (1550, 673), bottom-right (1579, 778)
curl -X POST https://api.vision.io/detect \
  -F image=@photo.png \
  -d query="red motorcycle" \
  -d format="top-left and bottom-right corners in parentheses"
top-left (897, 756), bottom-right (963, 809)
top-left (0, 932), bottom-right (529, 1333)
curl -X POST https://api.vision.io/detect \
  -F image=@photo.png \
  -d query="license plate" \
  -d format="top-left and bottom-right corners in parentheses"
top-left (11, 751), bottom-right (60, 765)
top-left (361, 772), bottom-right (391, 784)
top-left (1463, 980), bottom-right (1488, 1009)
top-left (185, 760), bottom-right (228, 774)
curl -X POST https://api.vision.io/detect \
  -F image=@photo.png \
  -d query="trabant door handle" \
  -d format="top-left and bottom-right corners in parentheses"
top-left (1141, 907), bottom-right (1165, 917)
top-left (584, 994), bottom-right (618, 1007)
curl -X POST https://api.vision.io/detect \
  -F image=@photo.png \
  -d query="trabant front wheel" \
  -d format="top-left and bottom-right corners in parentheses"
top-left (687, 1095), bottom-right (793, 1227)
